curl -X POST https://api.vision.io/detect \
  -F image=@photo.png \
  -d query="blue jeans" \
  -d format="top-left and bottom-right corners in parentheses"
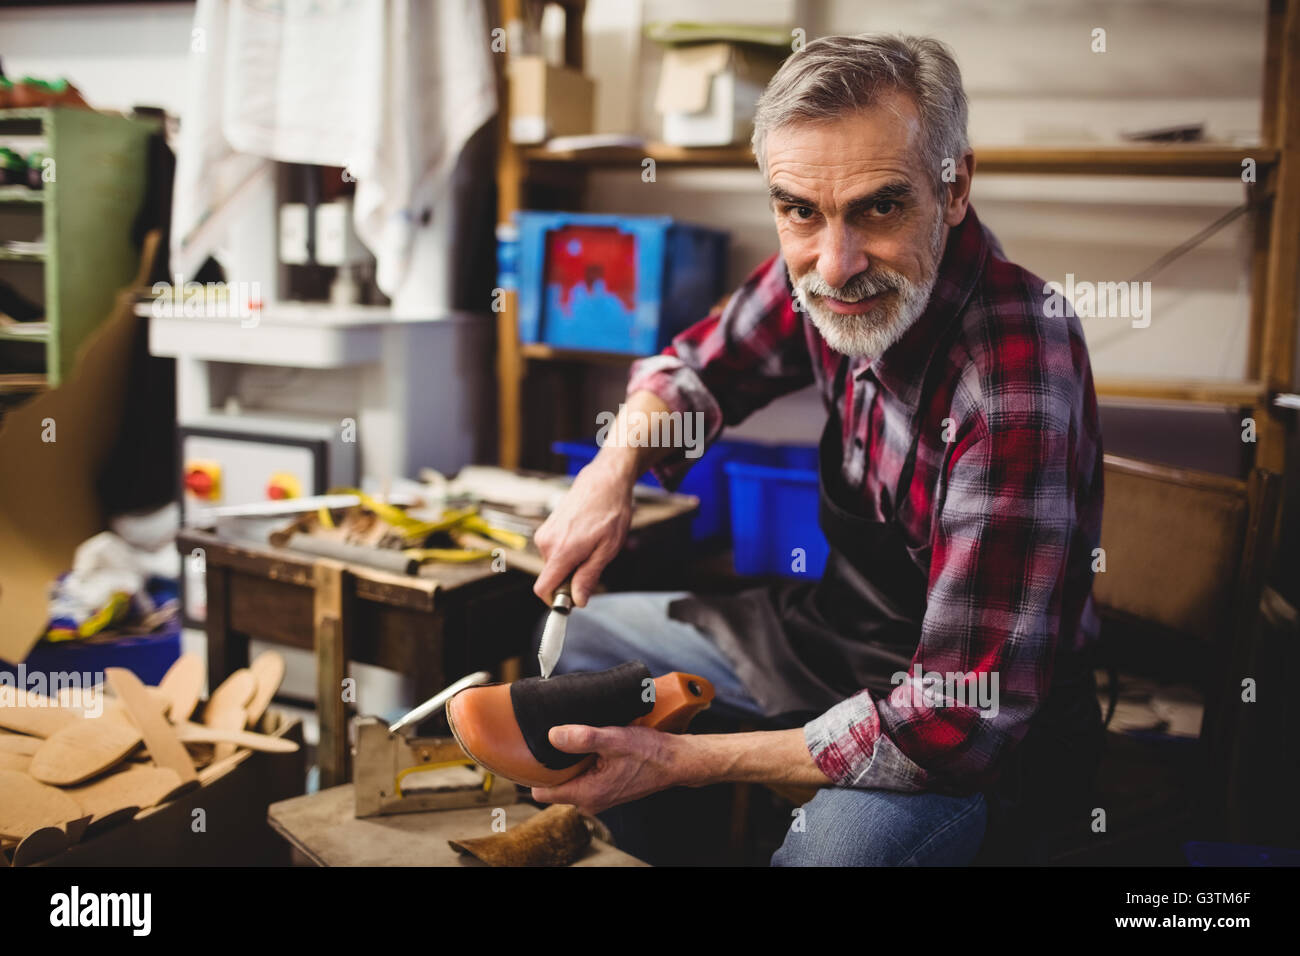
top-left (536, 591), bottom-right (988, 866)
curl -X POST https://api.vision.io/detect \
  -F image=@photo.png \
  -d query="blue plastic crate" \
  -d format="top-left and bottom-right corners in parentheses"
top-left (510, 211), bottom-right (729, 354)
top-left (726, 454), bottom-right (828, 578)
top-left (551, 439), bottom-right (787, 544)
top-left (0, 619), bottom-right (181, 689)
top-left (1, 576), bottom-right (182, 688)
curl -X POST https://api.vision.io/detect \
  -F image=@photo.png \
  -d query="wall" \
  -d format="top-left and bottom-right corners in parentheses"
top-left (0, 2), bottom-right (195, 116)
top-left (3, 0), bottom-right (1273, 447)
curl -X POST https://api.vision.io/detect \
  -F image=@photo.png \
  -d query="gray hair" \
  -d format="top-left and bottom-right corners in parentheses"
top-left (752, 34), bottom-right (970, 200)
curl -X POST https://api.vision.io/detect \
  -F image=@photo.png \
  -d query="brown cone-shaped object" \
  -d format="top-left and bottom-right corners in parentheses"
top-left (449, 804), bottom-right (591, 866)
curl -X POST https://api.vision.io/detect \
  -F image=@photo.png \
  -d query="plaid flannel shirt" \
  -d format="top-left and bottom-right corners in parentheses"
top-left (627, 207), bottom-right (1103, 793)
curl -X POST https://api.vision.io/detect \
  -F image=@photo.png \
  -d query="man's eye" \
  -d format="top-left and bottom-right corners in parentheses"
top-left (787, 205), bottom-right (816, 221)
top-left (872, 200), bottom-right (899, 216)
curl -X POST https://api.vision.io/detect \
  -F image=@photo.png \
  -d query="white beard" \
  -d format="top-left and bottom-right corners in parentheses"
top-left (793, 221), bottom-right (945, 360)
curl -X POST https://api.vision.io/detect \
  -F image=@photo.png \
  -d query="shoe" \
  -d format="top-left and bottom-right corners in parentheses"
top-left (446, 661), bottom-right (714, 788)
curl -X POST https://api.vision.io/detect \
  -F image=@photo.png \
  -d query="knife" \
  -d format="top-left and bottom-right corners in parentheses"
top-left (536, 574), bottom-right (574, 679)
top-left (386, 671), bottom-right (492, 736)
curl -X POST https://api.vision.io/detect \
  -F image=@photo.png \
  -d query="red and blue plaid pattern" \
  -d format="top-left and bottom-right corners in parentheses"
top-left (627, 207), bottom-right (1103, 793)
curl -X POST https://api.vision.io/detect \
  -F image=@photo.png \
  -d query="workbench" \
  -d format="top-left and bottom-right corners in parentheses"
top-left (177, 491), bottom-right (696, 788)
top-left (268, 785), bottom-right (648, 866)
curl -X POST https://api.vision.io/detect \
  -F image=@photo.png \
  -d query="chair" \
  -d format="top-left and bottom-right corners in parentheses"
top-left (1041, 453), bottom-right (1282, 864)
top-left (744, 453), bottom-right (1281, 865)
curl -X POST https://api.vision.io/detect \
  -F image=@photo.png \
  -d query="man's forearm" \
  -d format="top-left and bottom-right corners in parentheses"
top-left (589, 389), bottom-right (678, 484)
top-left (671, 729), bottom-right (833, 788)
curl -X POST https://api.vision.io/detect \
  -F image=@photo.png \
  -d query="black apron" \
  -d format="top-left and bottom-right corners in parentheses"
top-left (669, 339), bottom-right (946, 720)
top-left (670, 338), bottom-right (1104, 827)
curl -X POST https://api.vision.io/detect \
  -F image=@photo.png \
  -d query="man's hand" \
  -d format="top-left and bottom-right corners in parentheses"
top-left (532, 726), bottom-right (834, 815)
top-left (530, 724), bottom-right (684, 814)
top-left (533, 390), bottom-right (676, 608)
top-left (532, 460), bottom-right (635, 608)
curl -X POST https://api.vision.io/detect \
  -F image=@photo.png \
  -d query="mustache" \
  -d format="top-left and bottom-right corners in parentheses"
top-left (796, 267), bottom-right (904, 303)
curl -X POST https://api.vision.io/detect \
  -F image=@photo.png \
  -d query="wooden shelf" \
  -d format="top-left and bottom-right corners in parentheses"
top-left (977, 145), bottom-right (1276, 177)
top-left (520, 342), bottom-right (640, 364)
top-left (495, 0), bottom-right (1299, 474)
top-left (0, 373), bottom-right (48, 394)
top-left (1096, 378), bottom-right (1267, 407)
top-left (0, 246), bottom-right (45, 262)
top-left (520, 142), bottom-right (1276, 178)
top-left (0, 325), bottom-right (49, 343)
top-left (0, 186), bottom-right (44, 204)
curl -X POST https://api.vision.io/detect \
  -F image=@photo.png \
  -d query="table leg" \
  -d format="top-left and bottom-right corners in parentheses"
top-left (313, 561), bottom-right (352, 788)
top-left (411, 612), bottom-right (446, 707)
top-left (205, 564), bottom-right (248, 693)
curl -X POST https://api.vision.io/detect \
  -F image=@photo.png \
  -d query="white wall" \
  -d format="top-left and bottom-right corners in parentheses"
top-left (0, 2), bottom-right (195, 116)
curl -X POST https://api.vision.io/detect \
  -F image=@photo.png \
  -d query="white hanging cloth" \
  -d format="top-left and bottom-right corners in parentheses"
top-left (170, 0), bottom-right (498, 305)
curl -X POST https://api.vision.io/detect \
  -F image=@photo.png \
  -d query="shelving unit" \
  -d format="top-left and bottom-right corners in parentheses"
top-left (0, 107), bottom-right (156, 391)
top-left (494, 0), bottom-right (1299, 477)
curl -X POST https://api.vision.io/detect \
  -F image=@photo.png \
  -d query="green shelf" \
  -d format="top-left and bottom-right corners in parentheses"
top-left (0, 247), bottom-right (45, 262)
top-left (0, 325), bottom-right (49, 343)
top-left (0, 185), bottom-right (45, 203)
top-left (0, 107), bottom-right (157, 386)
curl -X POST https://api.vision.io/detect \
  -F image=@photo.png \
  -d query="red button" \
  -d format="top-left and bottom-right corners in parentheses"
top-left (185, 470), bottom-right (213, 497)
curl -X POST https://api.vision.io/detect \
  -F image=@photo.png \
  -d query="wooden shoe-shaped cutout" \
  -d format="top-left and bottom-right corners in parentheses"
top-left (203, 669), bottom-right (256, 761)
top-left (446, 670), bottom-right (714, 789)
top-left (29, 719), bottom-right (142, 786)
top-left (157, 653), bottom-right (204, 722)
top-left (0, 769), bottom-right (85, 839)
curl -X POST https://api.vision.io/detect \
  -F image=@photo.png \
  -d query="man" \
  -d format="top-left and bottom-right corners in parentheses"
top-left (528, 34), bottom-right (1105, 866)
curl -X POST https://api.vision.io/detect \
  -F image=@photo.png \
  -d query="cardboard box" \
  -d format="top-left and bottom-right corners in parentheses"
top-left (655, 42), bottom-right (784, 147)
top-left (8, 711), bottom-right (305, 867)
top-left (508, 56), bottom-right (594, 144)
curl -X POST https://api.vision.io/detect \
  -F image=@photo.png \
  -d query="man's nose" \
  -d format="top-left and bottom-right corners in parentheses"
top-left (816, 226), bottom-right (868, 290)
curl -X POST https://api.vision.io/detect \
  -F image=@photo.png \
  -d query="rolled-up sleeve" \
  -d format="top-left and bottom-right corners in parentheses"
top-left (805, 417), bottom-right (1076, 793)
top-left (626, 254), bottom-right (813, 490)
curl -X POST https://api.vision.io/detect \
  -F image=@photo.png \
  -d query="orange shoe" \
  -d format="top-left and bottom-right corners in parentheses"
top-left (446, 662), bottom-right (714, 788)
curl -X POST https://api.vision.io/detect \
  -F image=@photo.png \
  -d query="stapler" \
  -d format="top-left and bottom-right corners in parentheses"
top-left (353, 672), bottom-right (518, 818)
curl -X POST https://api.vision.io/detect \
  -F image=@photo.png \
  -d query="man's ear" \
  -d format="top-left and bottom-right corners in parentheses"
top-left (942, 150), bottom-right (975, 227)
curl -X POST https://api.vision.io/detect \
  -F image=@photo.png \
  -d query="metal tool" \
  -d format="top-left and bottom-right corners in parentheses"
top-left (354, 672), bottom-right (512, 819)
top-left (387, 671), bottom-right (491, 736)
top-left (537, 574), bottom-right (574, 679)
top-left (287, 533), bottom-right (420, 575)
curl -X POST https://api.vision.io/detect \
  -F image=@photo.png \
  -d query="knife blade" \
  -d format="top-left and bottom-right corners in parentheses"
top-left (537, 575), bottom-right (574, 679)
top-left (386, 670), bottom-right (492, 736)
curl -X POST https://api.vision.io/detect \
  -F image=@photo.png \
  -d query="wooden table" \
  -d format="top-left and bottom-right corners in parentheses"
top-left (269, 785), bottom-right (648, 866)
top-left (178, 492), bottom-right (696, 788)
